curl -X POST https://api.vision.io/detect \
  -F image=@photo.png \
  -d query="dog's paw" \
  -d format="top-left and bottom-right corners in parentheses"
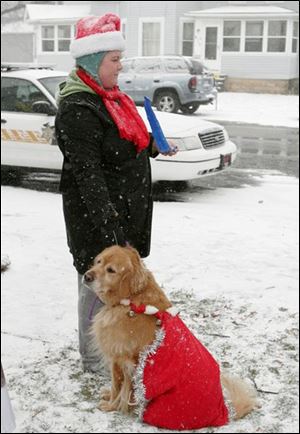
top-left (98, 399), bottom-right (117, 412)
top-left (99, 387), bottom-right (111, 401)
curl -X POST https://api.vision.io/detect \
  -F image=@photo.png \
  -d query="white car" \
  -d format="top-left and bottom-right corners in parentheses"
top-left (1, 65), bottom-right (237, 182)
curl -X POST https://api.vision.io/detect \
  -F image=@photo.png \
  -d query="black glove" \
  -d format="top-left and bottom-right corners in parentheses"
top-left (101, 217), bottom-right (126, 248)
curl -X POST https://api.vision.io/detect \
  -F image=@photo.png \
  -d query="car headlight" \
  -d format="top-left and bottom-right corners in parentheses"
top-left (165, 137), bottom-right (186, 151)
top-left (166, 136), bottom-right (202, 151)
top-left (223, 128), bottom-right (229, 141)
top-left (184, 136), bottom-right (202, 150)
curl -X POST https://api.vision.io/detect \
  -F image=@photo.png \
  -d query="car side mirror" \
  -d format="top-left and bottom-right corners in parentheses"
top-left (32, 100), bottom-right (56, 116)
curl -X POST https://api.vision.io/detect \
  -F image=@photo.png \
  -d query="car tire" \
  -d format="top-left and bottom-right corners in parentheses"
top-left (180, 102), bottom-right (201, 114)
top-left (155, 91), bottom-right (180, 113)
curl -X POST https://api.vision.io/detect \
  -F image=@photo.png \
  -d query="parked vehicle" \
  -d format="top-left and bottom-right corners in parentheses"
top-left (184, 57), bottom-right (227, 92)
top-left (119, 56), bottom-right (217, 114)
top-left (1, 65), bottom-right (236, 184)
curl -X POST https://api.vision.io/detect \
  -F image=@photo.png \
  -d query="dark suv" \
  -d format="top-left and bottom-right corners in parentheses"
top-left (119, 56), bottom-right (217, 114)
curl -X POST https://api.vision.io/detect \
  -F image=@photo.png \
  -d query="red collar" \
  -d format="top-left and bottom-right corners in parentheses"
top-left (120, 299), bottom-right (178, 318)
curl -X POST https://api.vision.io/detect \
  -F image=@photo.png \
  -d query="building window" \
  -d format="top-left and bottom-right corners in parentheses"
top-left (142, 22), bottom-right (161, 56)
top-left (267, 20), bottom-right (287, 52)
top-left (182, 22), bottom-right (194, 56)
top-left (205, 27), bottom-right (218, 59)
top-left (245, 21), bottom-right (263, 52)
top-left (41, 24), bottom-right (74, 53)
top-left (292, 21), bottom-right (298, 53)
top-left (223, 21), bottom-right (241, 52)
top-left (41, 26), bottom-right (55, 52)
top-left (58, 25), bottom-right (71, 52)
top-left (121, 20), bottom-right (126, 40)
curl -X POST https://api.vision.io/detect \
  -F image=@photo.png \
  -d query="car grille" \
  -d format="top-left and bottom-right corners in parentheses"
top-left (198, 129), bottom-right (225, 149)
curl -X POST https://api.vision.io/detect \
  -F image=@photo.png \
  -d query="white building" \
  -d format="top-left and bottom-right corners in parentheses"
top-left (186, 5), bottom-right (299, 93)
top-left (1, 1), bottom-right (299, 93)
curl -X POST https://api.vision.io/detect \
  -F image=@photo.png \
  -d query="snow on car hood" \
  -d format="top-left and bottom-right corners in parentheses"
top-left (137, 107), bottom-right (223, 138)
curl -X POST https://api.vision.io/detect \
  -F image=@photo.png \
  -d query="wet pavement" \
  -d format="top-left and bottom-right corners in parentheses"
top-left (225, 122), bottom-right (299, 178)
top-left (1, 122), bottom-right (298, 198)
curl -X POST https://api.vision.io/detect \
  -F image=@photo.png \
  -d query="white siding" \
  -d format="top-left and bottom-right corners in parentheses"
top-left (1, 34), bottom-right (34, 63)
top-left (222, 54), bottom-right (298, 78)
top-left (90, 1), bottom-right (120, 15)
top-left (118, 1), bottom-right (201, 57)
top-left (120, 2), bottom-right (177, 57)
top-left (36, 53), bottom-right (74, 72)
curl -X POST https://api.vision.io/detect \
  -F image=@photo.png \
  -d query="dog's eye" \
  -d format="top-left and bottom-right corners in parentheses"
top-left (107, 267), bottom-right (116, 274)
top-left (96, 259), bottom-right (101, 264)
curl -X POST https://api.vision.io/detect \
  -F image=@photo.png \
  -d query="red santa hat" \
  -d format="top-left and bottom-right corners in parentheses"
top-left (70, 13), bottom-right (125, 59)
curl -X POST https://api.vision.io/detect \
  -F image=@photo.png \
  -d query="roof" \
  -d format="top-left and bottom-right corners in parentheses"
top-left (186, 5), bottom-right (298, 18)
top-left (1, 20), bottom-right (34, 34)
top-left (25, 4), bottom-right (91, 23)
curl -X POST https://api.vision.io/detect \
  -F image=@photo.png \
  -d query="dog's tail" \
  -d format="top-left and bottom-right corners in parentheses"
top-left (221, 373), bottom-right (258, 420)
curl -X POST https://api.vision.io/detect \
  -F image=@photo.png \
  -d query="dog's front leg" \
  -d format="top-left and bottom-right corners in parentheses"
top-left (98, 362), bottom-right (123, 412)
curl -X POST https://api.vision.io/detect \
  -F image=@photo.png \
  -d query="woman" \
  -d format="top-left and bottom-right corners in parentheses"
top-left (55, 14), bottom-right (176, 372)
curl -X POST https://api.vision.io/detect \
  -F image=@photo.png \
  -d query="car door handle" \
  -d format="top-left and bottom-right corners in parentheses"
top-left (153, 79), bottom-right (160, 83)
top-left (1, 119), bottom-right (7, 124)
top-left (125, 80), bottom-right (132, 83)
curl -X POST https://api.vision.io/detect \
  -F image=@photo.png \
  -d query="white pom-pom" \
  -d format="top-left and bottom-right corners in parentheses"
top-left (166, 306), bottom-right (178, 317)
top-left (120, 299), bottom-right (130, 306)
top-left (144, 305), bottom-right (159, 315)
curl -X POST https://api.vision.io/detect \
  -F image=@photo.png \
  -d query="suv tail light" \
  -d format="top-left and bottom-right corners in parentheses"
top-left (188, 76), bottom-right (197, 91)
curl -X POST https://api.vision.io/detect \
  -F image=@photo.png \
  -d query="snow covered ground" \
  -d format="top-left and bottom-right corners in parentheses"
top-left (198, 92), bottom-right (299, 128)
top-left (1, 169), bottom-right (299, 433)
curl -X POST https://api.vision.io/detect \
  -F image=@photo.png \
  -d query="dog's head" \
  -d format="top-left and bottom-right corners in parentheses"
top-left (83, 245), bottom-right (147, 306)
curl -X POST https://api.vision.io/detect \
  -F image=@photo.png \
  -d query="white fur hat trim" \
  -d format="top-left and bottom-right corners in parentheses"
top-left (70, 31), bottom-right (125, 59)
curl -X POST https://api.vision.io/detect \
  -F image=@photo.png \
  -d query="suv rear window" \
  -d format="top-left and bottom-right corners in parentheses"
top-left (121, 60), bottom-right (134, 73)
top-left (188, 60), bottom-right (205, 75)
top-left (133, 58), bottom-right (161, 73)
top-left (165, 58), bottom-right (189, 73)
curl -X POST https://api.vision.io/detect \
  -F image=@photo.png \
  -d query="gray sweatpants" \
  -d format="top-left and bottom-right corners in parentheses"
top-left (78, 274), bottom-right (103, 369)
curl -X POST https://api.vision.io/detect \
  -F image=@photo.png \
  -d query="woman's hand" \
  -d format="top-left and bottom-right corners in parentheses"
top-left (153, 139), bottom-right (178, 156)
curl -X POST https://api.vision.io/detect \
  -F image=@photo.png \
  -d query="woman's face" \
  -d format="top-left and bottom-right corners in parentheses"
top-left (98, 51), bottom-right (123, 89)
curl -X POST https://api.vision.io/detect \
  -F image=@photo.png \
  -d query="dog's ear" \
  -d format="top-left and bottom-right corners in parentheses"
top-left (131, 266), bottom-right (147, 294)
top-left (126, 246), bottom-right (147, 294)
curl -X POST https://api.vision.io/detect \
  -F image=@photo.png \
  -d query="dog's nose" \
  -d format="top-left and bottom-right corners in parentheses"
top-left (84, 271), bottom-right (94, 283)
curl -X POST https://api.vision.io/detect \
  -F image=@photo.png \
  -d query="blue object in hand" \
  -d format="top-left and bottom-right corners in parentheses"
top-left (144, 96), bottom-right (172, 153)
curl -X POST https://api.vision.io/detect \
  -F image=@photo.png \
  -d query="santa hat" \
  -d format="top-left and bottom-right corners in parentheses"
top-left (70, 13), bottom-right (125, 59)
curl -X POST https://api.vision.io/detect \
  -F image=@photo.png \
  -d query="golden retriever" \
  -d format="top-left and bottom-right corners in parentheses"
top-left (84, 245), bottom-right (257, 424)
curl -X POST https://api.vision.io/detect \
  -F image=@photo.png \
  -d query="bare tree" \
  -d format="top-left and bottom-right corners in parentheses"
top-left (1, 1), bottom-right (63, 17)
top-left (1, 2), bottom-right (26, 17)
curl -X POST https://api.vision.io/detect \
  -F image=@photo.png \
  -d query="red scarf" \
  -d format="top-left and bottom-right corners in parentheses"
top-left (76, 68), bottom-right (149, 153)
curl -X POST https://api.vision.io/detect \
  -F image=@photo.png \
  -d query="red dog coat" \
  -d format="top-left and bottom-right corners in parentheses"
top-left (132, 309), bottom-right (229, 430)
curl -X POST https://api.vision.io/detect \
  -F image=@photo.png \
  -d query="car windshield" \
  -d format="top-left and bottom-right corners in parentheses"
top-left (38, 76), bottom-right (66, 97)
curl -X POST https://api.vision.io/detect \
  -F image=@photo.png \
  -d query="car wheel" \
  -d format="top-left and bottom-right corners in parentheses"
top-left (155, 91), bottom-right (180, 113)
top-left (180, 102), bottom-right (201, 114)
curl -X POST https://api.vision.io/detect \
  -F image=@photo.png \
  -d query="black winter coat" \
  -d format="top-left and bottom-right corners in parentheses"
top-left (55, 92), bottom-right (154, 274)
